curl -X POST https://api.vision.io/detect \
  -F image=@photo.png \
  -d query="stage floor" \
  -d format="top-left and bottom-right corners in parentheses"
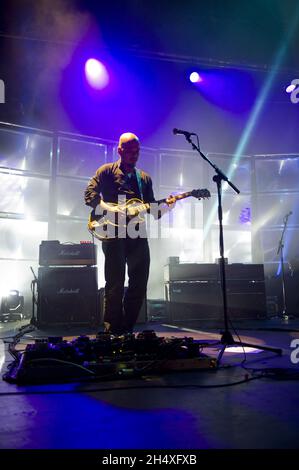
top-left (0, 318), bottom-right (299, 450)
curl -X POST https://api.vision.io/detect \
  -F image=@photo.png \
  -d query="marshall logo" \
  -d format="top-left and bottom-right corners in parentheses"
top-left (58, 250), bottom-right (81, 256)
top-left (57, 288), bottom-right (80, 294)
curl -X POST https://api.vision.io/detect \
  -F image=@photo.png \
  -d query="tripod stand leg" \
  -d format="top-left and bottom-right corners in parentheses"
top-left (217, 344), bottom-right (227, 366)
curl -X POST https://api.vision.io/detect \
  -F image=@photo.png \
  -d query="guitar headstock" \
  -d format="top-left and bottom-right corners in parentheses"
top-left (191, 188), bottom-right (211, 199)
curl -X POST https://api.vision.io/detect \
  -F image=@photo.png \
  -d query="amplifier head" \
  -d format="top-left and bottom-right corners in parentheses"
top-left (39, 240), bottom-right (97, 266)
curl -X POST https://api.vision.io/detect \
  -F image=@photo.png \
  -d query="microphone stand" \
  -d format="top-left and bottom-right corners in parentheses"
top-left (30, 266), bottom-right (38, 327)
top-left (182, 134), bottom-right (282, 364)
top-left (276, 213), bottom-right (291, 321)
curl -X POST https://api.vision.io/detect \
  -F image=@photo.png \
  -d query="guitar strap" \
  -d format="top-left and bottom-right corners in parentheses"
top-left (135, 168), bottom-right (143, 200)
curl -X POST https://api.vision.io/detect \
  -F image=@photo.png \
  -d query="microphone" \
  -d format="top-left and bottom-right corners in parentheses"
top-left (173, 128), bottom-right (196, 138)
top-left (283, 211), bottom-right (292, 222)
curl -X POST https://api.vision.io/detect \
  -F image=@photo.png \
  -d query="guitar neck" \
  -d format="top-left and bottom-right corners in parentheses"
top-left (157, 191), bottom-right (192, 204)
top-left (140, 192), bottom-right (192, 212)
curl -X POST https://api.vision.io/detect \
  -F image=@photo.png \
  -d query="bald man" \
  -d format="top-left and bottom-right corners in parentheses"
top-left (85, 132), bottom-right (174, 335)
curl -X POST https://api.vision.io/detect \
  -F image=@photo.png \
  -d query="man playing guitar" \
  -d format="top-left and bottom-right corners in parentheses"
top-left (85, 132), bottom-right (176, 335)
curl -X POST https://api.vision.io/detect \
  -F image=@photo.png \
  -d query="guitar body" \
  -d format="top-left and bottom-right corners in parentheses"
top-left (88, 188), bottom-right (210, 240)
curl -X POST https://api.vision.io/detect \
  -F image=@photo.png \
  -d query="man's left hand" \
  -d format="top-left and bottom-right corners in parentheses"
top-left (166, 195), bottom-right (176, 210)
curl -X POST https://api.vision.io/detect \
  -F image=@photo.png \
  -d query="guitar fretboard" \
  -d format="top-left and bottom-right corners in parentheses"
top-left (157, 191), bottom-right (192, 204)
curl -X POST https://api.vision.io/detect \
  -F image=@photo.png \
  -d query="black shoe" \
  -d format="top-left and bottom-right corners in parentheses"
top-left (103, 322), bottom-right (124, 336)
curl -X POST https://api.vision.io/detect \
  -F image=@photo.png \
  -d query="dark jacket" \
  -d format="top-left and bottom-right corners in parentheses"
top-left (84, 159), bottom-right (156, 209)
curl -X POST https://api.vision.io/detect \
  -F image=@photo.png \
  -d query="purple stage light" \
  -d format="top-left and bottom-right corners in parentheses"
top-left (286, 83), bottom-right (296, 93)
top-left (190, 68), bottom-right (255, 113)
top-left (239, 207), bottom-right (251, 225)
top-left (189, 72), bottom-right (203, 83)
top-left (85, 58), bottom-right (109, 89)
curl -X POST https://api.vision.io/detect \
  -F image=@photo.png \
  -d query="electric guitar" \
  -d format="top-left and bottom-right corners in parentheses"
top-left (88, 188), bottom-right (210, 240)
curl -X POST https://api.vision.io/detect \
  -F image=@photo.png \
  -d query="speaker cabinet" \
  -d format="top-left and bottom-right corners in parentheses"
top-left (165, 280), bottom-right (267, 322)
top-left (164, 263), bottom-right (265, 282)
top-left (37, 267), bottom-right (98, 327)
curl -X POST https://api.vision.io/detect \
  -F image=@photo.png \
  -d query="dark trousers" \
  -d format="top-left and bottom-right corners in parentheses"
top-left (102, 238), bottom-right (150, 332)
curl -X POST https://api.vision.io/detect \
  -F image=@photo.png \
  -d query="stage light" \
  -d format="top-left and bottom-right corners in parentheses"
top-left (286, 83), bottom-right (296, 93)
top-left (85, 58), bottom-right (109, 90)
top-left (239, 207), bottom-right (251, 225)
top-left (0, 288), bottom-right (12, 299)
top-left (0, 289), bottom-right (24, 321)
top-left (0, 265), bottom-right (22, 298)
top-left (189, 72), bottom-right (203, 83)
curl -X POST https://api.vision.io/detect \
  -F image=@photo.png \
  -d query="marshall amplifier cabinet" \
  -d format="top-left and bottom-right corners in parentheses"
top-left (37, 267), bottom-right (99, 327)
top-left (165, 280), bottom-right (267, 321)
top-left (165, 281), bottom-right (222, 321)
top-left (39, 240), bottom-right (97, 266)
top-left (164, 263), bottom-right (267, 322)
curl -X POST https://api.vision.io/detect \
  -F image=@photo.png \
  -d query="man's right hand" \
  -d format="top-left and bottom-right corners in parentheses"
top-left (99, 200), bottom-right (119, 213)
